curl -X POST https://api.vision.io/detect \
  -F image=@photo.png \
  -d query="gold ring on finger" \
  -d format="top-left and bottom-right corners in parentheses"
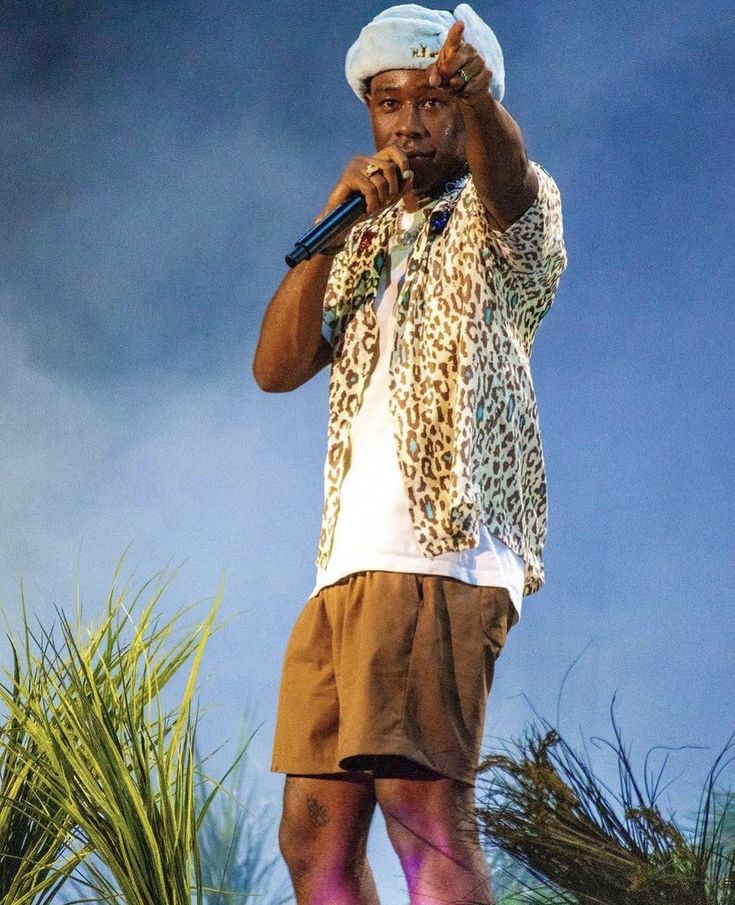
top-left (365, 163), bottom-right (381, 177)
top-left (457, 67), bottom-right (471, 85)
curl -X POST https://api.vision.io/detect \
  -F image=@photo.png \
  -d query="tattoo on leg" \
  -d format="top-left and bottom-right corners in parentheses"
top-left (306, 795), bottom-right (330, 827)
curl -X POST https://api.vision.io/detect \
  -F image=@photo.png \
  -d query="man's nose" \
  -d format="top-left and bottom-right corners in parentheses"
top-left (395, 103), bottom-right (426, 136)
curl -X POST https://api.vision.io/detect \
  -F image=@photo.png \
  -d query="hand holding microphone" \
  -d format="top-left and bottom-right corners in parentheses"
top-left (286, 147), bottom-right (414, 267)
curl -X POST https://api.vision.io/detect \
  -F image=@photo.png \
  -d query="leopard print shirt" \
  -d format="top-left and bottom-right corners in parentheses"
top-left (318, 160), bottom-right (567, 597)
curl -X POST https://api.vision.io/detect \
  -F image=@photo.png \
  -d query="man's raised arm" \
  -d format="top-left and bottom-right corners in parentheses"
top-left (426, 20), bottom-right (539, 231)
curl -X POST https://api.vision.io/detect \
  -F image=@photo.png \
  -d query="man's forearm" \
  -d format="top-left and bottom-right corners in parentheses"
top-left (458, 94), bottom-right (539, 231)
top-left (252, 252), bottom-right (335, 392)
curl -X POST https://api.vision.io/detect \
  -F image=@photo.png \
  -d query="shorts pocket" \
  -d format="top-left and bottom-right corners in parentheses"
top-left (479, 586), bottom-right (513, 661)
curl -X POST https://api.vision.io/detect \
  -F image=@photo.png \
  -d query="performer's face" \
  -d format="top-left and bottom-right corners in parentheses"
top-left (365, 68), bottom-right (467, 193)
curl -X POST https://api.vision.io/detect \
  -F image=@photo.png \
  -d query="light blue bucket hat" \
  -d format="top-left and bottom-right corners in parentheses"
top-left (345, 3), bottom-right (505, 103)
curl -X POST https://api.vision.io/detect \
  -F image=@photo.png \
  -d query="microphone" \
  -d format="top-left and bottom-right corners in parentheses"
top-left (285, 193), bottom-right (366, 268)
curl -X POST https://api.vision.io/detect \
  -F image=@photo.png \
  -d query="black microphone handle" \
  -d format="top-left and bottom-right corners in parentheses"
top-left (285, 192), bottom-right (367, 268)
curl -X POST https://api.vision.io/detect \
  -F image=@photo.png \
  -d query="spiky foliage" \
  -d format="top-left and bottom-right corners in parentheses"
top-left (195, 735), bottom-right (291, 905)
top-left (489, 845), bottom-right (568, 904)
top-left (715, 791), bottom-right (735, 854)
top-left (0, 632), bottom-right (78, 905)
top-left (477, 695), bottom-right (735, 905)
top-left (0, 562), bottom-right (222, 905)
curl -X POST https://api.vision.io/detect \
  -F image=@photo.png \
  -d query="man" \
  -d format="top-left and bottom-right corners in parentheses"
top-left (253, 4), bottom-right (567, 903)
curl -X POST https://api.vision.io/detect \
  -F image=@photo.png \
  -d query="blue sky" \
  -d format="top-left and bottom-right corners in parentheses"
top-left (1, 1), bottom-right (733, 900)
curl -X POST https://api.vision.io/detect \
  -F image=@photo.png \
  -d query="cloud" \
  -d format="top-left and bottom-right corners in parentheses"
top-left (0, 308), bottom-right (327, 617)
top-left (0, 0), bottom-right (361, 386)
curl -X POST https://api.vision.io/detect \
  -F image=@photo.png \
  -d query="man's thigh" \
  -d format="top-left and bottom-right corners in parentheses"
top-left (373, 765), bottom-right (480, 852)
top-left (280, 773), bottom-right (378, 855)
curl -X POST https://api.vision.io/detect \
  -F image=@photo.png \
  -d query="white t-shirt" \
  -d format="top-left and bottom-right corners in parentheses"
top-left (311, 203), bottom-right (524, 622)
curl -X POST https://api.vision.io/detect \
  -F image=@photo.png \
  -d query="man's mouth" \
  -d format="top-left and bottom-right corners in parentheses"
top-left (400, 146), bottom-right (434, 158)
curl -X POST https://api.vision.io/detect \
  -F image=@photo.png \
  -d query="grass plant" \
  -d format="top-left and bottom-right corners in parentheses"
top-left (0, 628), bottom-right (78, 905)
top-left (478, 695), bottom-right (735, 905)
top-left (0, 561), bottom-right (224, 905)
top-left (195, 735), bottom-right (291, 905)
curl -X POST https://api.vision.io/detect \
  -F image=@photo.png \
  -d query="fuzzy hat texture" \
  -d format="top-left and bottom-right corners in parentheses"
top-left (345, 3), bottom-right (504, 103)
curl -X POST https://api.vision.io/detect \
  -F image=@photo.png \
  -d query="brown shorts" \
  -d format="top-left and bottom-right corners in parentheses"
top-left (270, 570), bottom-right (518, 786)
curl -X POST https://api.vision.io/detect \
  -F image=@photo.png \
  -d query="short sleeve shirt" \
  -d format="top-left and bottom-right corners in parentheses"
top-left (318, 161), bottom-right (567, 597)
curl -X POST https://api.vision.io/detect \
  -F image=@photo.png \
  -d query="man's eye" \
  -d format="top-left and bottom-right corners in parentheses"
top-left (421, 98), bottom-right (442, 108)
top-left (380, 99), bottom-right (397, 108)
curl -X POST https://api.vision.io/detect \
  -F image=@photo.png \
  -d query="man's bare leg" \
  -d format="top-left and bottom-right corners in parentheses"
top-left (374, 759), bottom-right (493, 905)
top-left (279, 772), bottom-right (381, 905)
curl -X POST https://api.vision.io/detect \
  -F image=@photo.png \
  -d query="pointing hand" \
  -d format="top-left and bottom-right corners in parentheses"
top-left (426, 21), bottom-right (493, 102)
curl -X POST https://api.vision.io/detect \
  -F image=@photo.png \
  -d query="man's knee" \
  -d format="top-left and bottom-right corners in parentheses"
top-left (278, 814), bottom-right (317, 876)
top-left (279, 813), bottom-right (373, 884)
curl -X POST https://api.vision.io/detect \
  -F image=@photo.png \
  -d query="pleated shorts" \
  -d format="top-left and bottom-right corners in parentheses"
top-left (270, 570), bottom-right (518, 786)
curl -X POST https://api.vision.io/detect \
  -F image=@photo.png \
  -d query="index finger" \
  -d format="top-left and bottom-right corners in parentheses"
top-left (442, 20), bottom-right (465, 54)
